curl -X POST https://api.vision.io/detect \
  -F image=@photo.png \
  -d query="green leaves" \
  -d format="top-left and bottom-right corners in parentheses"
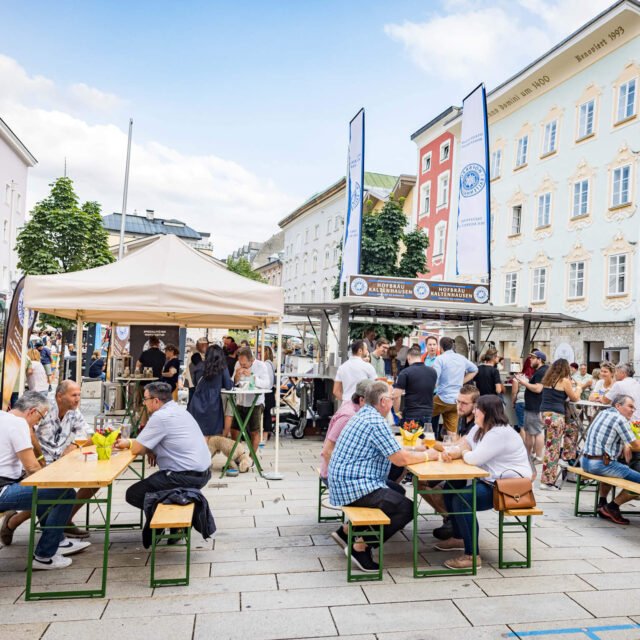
top-left (226, 257), bottom-right (267, 283)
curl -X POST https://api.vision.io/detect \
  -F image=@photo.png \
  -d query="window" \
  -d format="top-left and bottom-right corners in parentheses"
top-left (335, 217), bottom-right (341, 232)
top-left (612, 165), bottom-right (631, 207)
top-left (510, 205), bottom-right (522, 236)
top-left (515, 135), bottom-right (528, 168)
top-left (608, 254), bottom-right (627, 295)
top-left (15, 193), bottom-right (21, 214)
top-left (421, 152), bottom-right (432, 173)
top-left (294, 259), bottom-right (299, 277)
top-left (434, 222), bottom-right (446, 256)
top-left (578, 100), bottom-right (595, 139)
top-left (568, 261), bottom-right (585, 298)
top-left (324, 246), bottom-right (330, 267)
top-left (536, 193), bottom-right (551, 228)
top-left (333, 244), bottom-right (339, 263)
top-left (617, 78), bottom-right (637, 122)
top-left (504, 272), bottom-right (518, 305)
top-left (2, 220), bottom-right (7, 242)
top-left (542, 120), bottom-right (557, 155)
top-left (295, 234), bottom-right (301, 253)
top-left (437, 172), bottom-right (449, 208)
top-left (490, 150), bottom-right (502, 179)
top-left (302, 255), bottom-right (308, 274)
top-left (300, 286), bottom-right (306, 303)
top-left (572, 179), bottom-right (589, 218)
top-left (440, 141), bottom-right (450, 163)
top-left (312, 251), bottom-right (318, 272)
top-left (314, 224), bottom-right (319, 240)
top-left (326, 217), bottom-right (332, 234)
top-left (4, 184), bottom-right (10, 205)
top-left (532, 267), bottom-right (547, 303)
top-left (304, 229), bottom-right (309, 244)
top-left (419, 182), bottom-right (431, 217)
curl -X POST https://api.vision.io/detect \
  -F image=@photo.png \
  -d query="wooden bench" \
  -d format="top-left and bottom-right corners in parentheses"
top-left (342, 506), bottom-right (390, 582)
top-left (567, 466), bottom-right (640, 517)
top-left (497, 507), bottom-right (543, 569)
top-left (149, 503), bottom-right (194, 588)
top-left (317, 469), bottom-right (344, 524)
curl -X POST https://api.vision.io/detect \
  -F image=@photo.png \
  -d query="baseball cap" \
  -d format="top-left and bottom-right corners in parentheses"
top-left (529, 350), bottom-right (547, 362)
top-left (354, 379), bottom-right (374, 397)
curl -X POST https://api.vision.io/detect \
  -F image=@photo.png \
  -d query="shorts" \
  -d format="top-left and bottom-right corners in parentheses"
top-left (43, 364), bottom-right (52, 376)
top-left (523, 410), bottom-right (543, 435)
top-left (223, 395), bottom-right (233, 418)
top-left (232, 404), bottom-right (264, 433)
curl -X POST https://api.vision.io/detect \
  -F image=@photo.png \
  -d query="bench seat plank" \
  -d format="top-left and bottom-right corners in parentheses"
top-left (504, 508), bottom-right (543, 517)
top-left (567, 466), bottom-right (640, 494)
top-left (150, 504), bottom-right (194, 529)
top-left (342, 506), bottom-right (390, 526)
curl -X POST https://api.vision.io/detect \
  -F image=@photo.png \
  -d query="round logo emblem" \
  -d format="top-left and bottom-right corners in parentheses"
top-left (116, 326), bottom-right (130, 340)
top-left (413, 282), bottom-right (430, 300)
top-left (350, 277), bottom-right (368, 296)
top-left (17, 290), bottom-right (35, 328)
top-left (473, 286), bottom-right (490, 304)
top-left (351, 182), bottom-right (361, 209)
top-left (460, 163), bottom-right (486, 198)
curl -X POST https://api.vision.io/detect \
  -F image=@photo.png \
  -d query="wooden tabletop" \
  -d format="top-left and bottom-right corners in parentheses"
top-left (221, 388), bottom-right (272, 395)
top-left (116, 377), bottom-right (158, 382)
top-left (22, 446), bottom-right (137, 489)
top-left (406, 459), bottom-right (490, 481)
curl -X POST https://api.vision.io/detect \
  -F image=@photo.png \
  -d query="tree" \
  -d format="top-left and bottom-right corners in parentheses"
top-left (226, 256), bottom-right (267, 283)
top-left (15, 176), bottom-right (115, 331)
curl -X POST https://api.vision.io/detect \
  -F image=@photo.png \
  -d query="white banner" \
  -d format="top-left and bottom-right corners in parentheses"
top-left (340, 109), bottom-right (365, 296)
top-left (456, 84), bottom-right (490, 278)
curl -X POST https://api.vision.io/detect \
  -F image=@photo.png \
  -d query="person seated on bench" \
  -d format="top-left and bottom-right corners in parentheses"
top-left (114, 382), bottom-right (212, 529)
top-left (328, 381), bottom-right (438, 573)
top-left (437, 395), bottom-right (532, 569)
top-left (580, 394), bottom-right (640, 525)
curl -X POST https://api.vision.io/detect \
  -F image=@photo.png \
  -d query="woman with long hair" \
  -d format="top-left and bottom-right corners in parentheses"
top-left (261, 346), bottom-right (276, 441)
top-left (26, 348), bottom-right (49, 392)
top-left (435, 395), bottom-right (531, 569)
top-left (539, 358), bottom-right (580, 490)
top-left (188, 345), bottom-right (233, 440)
top-left (589, 361), bottom-right (615, 402)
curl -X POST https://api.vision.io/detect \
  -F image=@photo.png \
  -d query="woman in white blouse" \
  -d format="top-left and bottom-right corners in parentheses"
top-left (434, 395), bottom-right (532, 569)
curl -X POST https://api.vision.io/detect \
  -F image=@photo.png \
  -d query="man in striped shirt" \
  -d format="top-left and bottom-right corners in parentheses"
top-left (580, 394), bottom-right (640, 525)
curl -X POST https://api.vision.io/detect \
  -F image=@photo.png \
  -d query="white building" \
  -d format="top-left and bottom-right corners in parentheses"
top-left (278, 172), bottom-right (400, 304)
top-left (0, 117), bottom-right (37, 300)
top-left (412, 0), bottom-right (640, 370)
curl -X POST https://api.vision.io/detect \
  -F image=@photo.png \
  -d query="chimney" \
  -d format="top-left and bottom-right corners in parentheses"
top-left (145, 209), bottom-right (155, 221)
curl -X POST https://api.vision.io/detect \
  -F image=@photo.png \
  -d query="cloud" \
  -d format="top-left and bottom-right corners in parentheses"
top-left (0, 54), bottom-right (297, 256)
top-left (384, 0), bottom-right (613, 89)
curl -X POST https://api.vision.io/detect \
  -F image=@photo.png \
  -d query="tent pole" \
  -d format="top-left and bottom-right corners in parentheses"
top-left (263, 318), bottom-right (283, 480)
top-left (258, 324), bottom-right (263, 446)
top-left (17, 307), bottom-right (30, 398)
top-left (75, 317), bottom-right (83, 383)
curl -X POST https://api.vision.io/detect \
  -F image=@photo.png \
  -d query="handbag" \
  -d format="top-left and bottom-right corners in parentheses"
top-left (492, 470), bottom-right (536, 511)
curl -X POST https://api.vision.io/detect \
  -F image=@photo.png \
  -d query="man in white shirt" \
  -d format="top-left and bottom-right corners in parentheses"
top-left (333, 340), bottom-right (377, 405)
top-left (603, 363), bottom-right (640, 421)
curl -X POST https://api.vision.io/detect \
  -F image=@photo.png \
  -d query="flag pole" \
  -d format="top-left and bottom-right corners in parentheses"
top-left (118, 118), bottom-right (133, 260)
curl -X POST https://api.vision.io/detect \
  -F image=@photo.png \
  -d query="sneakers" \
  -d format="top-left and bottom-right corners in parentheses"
top-left (598, 502), bottom-right (630, 525)
top-left (32, 554), bottom-right (72, 570)
top-left (538, 483), bottom-right (561, 491)
top-left (434, 537), bottom-right (464, 551)
top-left (57, 538), bottom-right (91, 556)
top-left (444, 554), bottom-right (482, 569)
top-left (64, 525), bottom-right (90, 539)
top-left (558, 459), bottom-right (569, 469)
top-left (0, 510), bottom-right (17, 546)
top-left (344, 545), bottom-right (379, 573)
top-left (432, 518), bottom-right (454, 541)
top-left (331, 527), bottom-right (348, 549)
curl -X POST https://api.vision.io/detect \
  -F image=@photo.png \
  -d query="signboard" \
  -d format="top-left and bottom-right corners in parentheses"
top-left (348, 275), bottom-right (490, 304)
top-left (129, 325), bottom-right (180, 364)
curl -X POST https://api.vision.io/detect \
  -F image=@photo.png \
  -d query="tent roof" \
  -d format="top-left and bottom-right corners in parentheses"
top-left (23, 235), bottom-right (284, 328)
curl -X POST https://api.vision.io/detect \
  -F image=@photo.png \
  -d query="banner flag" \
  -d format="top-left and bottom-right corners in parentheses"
top-left (339, 108), bottom-right (365, 296)
top-left (456, 84), bottom-right (491, 278)
top-left (1, 277), bottom-right (37, 410)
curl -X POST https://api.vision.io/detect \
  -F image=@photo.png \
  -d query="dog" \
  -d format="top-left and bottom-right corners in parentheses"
top-left (207, 435), bottom-right (253, 473)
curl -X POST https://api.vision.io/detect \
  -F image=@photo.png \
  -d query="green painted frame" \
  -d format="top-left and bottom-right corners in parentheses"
top-left (317, 477), bottom-right (344, 523)
top-left (220, 394), bottom-right (263, 477)
top-left (498, 512), bottom-right (533, 569)
top-left (346, 522), bottom-right (384, 582)
top-left (150, 527), bottom-right (192, 587)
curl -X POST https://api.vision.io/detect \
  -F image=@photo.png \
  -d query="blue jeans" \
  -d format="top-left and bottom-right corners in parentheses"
top-left (515, 402), bottom-right (525, 429)
top-left (580, 456), bottom-right (640, 484)
top-left (0, 483), bottom-right (75, 558)
top-left (444, 480), bottom-right (494, 555)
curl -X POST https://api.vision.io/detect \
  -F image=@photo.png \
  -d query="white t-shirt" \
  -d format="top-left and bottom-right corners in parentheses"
top-left (0, 412), bottom-right (32, 480)
top-left (463, 425), bottom-right (532, 482)
top-left (28, 361), bottom-right (49, 392)
top-left (233, 359), bottom-right (271, 407)
top-left (335, 356), bottom-right (377, 403)
top-left (606, 377), bottom-right (640, 421)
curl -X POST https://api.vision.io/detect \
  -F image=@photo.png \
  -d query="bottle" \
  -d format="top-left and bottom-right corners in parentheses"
top-left (249, 373), bottom-right (256, 390)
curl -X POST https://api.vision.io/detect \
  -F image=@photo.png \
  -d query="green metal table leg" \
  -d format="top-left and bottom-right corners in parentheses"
top-left (498, 511), bottom-right (504, 568)
top-left (471, 478), bottom-right (477, 575)
top-left (220, 395), bottom-right (263, 477)
top-left (526, 515), bottom-right (532, 568)
top-left (412, 474), bottom-right (420, 579)
top-left (24, 487), bottom-right (38, 601)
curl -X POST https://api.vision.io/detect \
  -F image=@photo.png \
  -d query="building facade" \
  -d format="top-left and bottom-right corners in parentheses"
top-left (411, 0), bottom-right (640, 369)
top-left (0, 117), bottom-right (36, 301)
top-left (255, 257), bottom-right (282, 287)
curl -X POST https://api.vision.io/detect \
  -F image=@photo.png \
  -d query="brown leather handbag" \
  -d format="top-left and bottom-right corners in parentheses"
top-left (493, 471), bottom-right (536, 511)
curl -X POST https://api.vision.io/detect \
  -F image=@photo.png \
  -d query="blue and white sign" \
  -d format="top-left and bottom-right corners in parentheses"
top-left (456, 84), bottom-right (491, 278)
top-left (340, 109), bottom-right (365, 296)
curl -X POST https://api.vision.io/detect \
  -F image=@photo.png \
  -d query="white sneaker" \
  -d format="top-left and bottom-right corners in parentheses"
top-left (558, 459), bottom-right (569, 469)
top-left (538, 483), bottom-right (560, 491)
top-left (57, 537), bottom-right (91, 556)
top-left (32, 554), bottom-right (72, 570)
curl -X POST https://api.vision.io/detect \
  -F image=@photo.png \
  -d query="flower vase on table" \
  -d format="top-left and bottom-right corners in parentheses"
top-left (399, 420), bottom-right (424, 447)
top-left (91, 427), bottom-right (120, 461)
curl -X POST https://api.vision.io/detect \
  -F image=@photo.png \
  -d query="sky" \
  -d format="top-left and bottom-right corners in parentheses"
top-left (1, 0), bottom-right (614, 257)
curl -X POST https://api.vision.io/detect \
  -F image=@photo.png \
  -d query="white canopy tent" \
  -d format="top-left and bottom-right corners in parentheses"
top-left (21, 234), bottom-right (286, 478)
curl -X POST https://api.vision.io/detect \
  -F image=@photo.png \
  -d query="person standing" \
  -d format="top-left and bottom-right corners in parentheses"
top-left (88, 350), bottom-right (106, 380)
top-left (369, 338), bottom-right (389, 378)
top-left (363, 327), bottom-right (377, 355)
top-left (423, 336), bottom-right (439, 367)
top-left (188, 345), bottom-right (233, 440)
top-left (392, 346), bottom-right (437, 427)
top-left (474, 350), bottom-right (503, 396)
top-left (137, 336), bottom-right (166, 380)
top-left (573, 363), bottom-right (593, 401)
top-left (432, 337), bottom-right (478, 434)
top-left (393, 334), bottom-right (409, 369)
top-left (223, 336), bottom-right (239, 376)
top-left (188, 338), bottom-right (209, 403)
top-left (27, 348), bottom-right (49, 393)
top-left (161, 344), bottom-right (181, 398)
top-left (261, 346), bottom-right (277, 440)
top-left (333, 340), bottom-right (377, 405)
top-left (36, 340), bottom-right (53, 391)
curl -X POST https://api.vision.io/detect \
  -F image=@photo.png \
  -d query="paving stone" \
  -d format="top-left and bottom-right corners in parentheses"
top-left (509, 616), bottom-right (638, 639)
top-left (568, 589), bottom-right (640, 617)
top-left (587, 558), bottom-right (640, 573)
top-left (3, 622), bottom-right (49, 640)
top-left (212, 556), bottom-right (322, 577)
top-left (277, 569), bottom-right (376, 590)
top-left (0, 585), bottom-right (24, 603)
top-left (194, 607), bottom-right (336, 640)
top-left (242, 585), bottom-right (367, 610)
top-left (103, 592), bottom-right (239, 618)
top-left (320, 552), bottom-right (414, 571)
top-left (376, 627), bottom-right (510, 640)
top-left (581, 572), bottom-right (640, 590)
top-left (0, 567), bottom-right (94, 588)
top-left (492, 559), bottom-right (602, 577)
top-left (43, 614), bottom-right (195, 640)
top-left (525, 546), bottom-right (618, 561)
top-left (154, 573), bottom-right (277, 596)
top-left (388, 564), bottom-right (503, 582)
top-left (105, 562), bottom-right (210, 581)
top-left (154, 547), bottom-right (255, 565)
top-left (331, 601), bottom-right (469, 635)
top-left (363, 578), bottom-right (484, 602)
top-left (258, 544), bottom-right (342, 560)
top-left (214, 535), bottom-right (313, 549)
top-left (0, 599), bottom-right (107, 624)
top-left (475, 574), bottom-right (593, 596)
top-left (456, 593), bottom-right (591, 625)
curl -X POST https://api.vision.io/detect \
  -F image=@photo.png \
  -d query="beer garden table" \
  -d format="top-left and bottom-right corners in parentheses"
top-left (21, 445), bottom-right (138, 601)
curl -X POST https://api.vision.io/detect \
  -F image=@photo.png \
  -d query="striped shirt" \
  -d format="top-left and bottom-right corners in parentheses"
top-left (328, 404), bottom-right (401, 506)
top-left (36, 401), bottom-right (89, 464)
top-left (583, 407), bottom-right (635, 460)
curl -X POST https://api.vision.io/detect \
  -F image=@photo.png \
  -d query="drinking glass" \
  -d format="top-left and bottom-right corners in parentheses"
top-left (442, 433), bottom-right (458, 455)
top-left (423, 429), bottom-right (436, 448)
top-left (74, 428), bottom-right (90, 449)
top-left (120, 424), bottom-right (131, 440)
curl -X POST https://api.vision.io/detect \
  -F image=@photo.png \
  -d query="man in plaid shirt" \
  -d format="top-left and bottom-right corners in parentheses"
top-left (580, 394), bottom-right (640, 525)
top-left (328, 381), bottom-right (438, 573)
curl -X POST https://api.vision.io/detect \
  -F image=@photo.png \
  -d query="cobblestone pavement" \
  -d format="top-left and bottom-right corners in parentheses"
top-left (3, 432), bottom-right (640, 640)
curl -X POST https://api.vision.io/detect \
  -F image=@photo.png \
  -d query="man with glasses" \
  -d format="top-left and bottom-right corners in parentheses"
top-left (328, 381), bottom-right (438, 573)
top-left (0, 392), bottom-right (90, 569)
top-left (115, 382), bottom-right (211, 517)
